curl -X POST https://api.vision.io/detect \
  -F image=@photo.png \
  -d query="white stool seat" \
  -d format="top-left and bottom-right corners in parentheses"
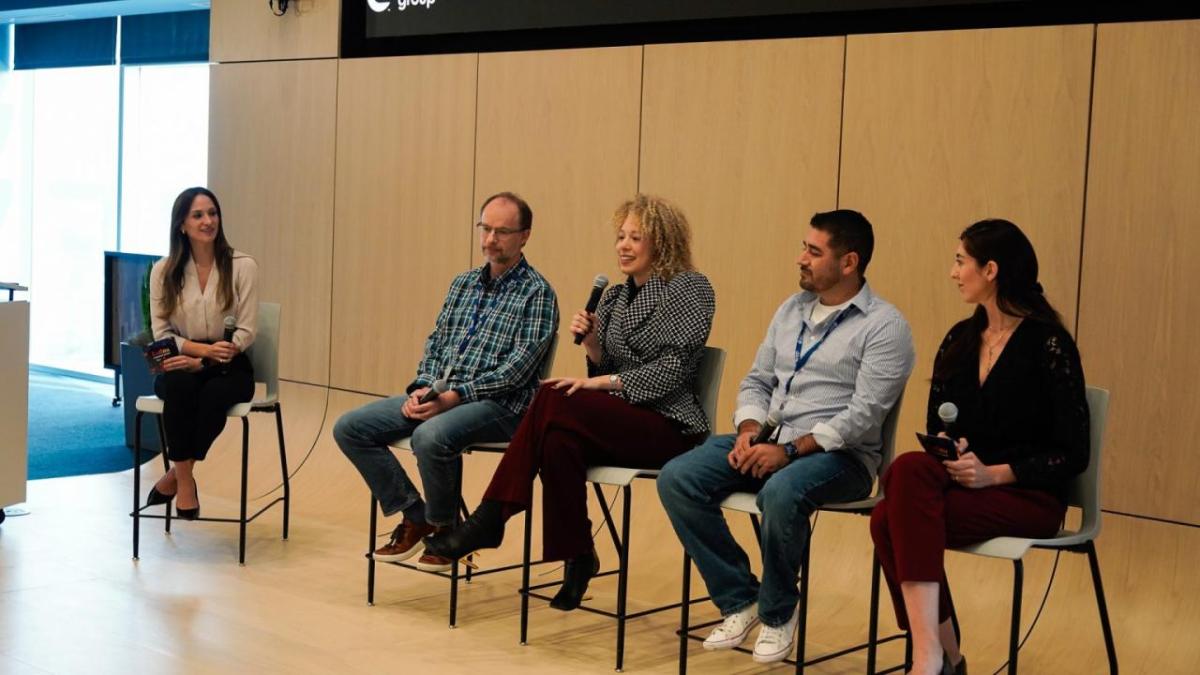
top-left (586, 466), bottom-right (660, 486)
top-left (135, 394), bottom-right (273, 419)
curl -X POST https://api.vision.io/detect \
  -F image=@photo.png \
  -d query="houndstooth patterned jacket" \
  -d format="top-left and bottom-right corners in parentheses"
top-left (588, 271), bottom-right (716, 435)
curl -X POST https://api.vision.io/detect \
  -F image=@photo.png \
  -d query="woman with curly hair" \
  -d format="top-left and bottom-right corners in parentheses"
top-left (426, 194), bottom-right (716, 610)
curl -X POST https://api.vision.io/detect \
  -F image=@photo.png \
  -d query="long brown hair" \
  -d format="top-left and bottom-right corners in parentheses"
top-left (159, 187), bottom-right (235, 317)
top-left (934, 219), bottom-right (1065, 381)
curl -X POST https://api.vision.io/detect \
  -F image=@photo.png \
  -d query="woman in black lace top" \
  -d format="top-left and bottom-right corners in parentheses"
top-left (870, 219), bottom-right (1089, 675)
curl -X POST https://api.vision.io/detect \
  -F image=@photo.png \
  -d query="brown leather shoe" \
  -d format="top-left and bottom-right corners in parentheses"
top-left (414, 551), bottom-right (454, 572)
top-left (373, 519), bottom-right (436, 562)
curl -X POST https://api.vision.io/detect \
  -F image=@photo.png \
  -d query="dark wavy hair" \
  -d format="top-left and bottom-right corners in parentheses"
top-left (933, 219), bottom-right (1064, 381)
top-left (158, 187), bottom-right (236, 317)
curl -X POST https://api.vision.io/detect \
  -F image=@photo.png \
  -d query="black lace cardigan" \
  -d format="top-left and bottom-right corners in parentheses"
top-left (927, 318), bottom-right (1090, 498)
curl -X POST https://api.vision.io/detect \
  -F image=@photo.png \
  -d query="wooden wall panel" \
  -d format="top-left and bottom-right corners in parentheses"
top-left (1078, 20), bottom-right (1200, 523)
top-left (331, 55), bottom-right (478, 395)
top-left (639, 38), bottom-right (845, 432)
top-left (473, 47), bottom-right (644, 378)
top-left (209, 60), bottom-right (338, 385)
top-left (210, 0), bottom-right (340, 63)
top-left (839, 26), bottom-right (1094, 449)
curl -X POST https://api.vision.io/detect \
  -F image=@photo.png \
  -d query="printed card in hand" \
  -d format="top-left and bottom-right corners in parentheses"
top-left (143, 337), bottom-right (179, 374)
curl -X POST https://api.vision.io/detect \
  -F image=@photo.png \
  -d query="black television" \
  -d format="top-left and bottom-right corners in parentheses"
top-left (103, 251), bottom-right (161, 371)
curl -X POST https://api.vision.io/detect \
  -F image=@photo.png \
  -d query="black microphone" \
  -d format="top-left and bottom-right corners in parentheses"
top-left (418, 379), bottom-right (448, 405)
top-left (937, 402), bottom-right (959, 438)
top-left (752, 410), bottom-right (783, 445)
top-left (219, 316), bottom-right (237, 373)
top-left (573, 274), bottom-right (610, 345)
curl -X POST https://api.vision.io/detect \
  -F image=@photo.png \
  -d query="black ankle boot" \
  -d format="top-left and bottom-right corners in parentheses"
top-left (550, 548), bottom-right (600, 611)
top-left (423, 500), bottom-right (505, 560)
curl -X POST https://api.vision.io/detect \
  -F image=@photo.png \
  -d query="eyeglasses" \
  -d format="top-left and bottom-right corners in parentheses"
top-left (475, 223), bottom-right (525, 237)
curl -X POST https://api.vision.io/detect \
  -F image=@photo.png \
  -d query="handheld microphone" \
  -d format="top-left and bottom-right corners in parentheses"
top-left (219, 316), bottom-right (238, 373)
top-left (937, 402), bottom-right (959, 437)
top-left (751, 410), bottom-right (783, 445)
top-left (418, 379), bottom-right (448, 405)
top-left (573, 274), bottom-right (609, 345)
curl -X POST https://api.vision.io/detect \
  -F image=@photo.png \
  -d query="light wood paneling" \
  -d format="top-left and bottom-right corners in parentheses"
top-left (331, 55), bottom-right (478, 395)
top-left (640, 38), bottom-right (846, 432)
top-left (474, 47), bottom-right (644, 378)
top-left (840, 25), bottom-right (1094, 449)
top-left (210, 0), bottom-right (339, 63)
top-left (1079, 20), bottom-right (1200, 524)
top-left (209, 60), bottom-right (338, 386)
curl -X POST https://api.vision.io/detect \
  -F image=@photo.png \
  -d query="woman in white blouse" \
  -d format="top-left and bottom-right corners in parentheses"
top-left (144, 187), bottom-right (258, 519)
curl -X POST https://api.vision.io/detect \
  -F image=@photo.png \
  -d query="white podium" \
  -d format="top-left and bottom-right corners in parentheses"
top-left (1, 301), bottom-right (29, 521)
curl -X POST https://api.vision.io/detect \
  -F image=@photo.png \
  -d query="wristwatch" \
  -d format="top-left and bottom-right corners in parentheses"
top-left (609, 373), bottom-right (620, 387)
top-left (783, 441), bottom-right (799, 460)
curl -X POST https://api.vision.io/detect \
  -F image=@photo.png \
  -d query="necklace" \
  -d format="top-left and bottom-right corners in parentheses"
top-left (982, 320), bottom-right (1018, 376)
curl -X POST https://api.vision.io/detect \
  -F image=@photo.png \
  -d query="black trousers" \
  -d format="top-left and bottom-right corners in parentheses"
top-left (154, 353), bottom-right (254, 462)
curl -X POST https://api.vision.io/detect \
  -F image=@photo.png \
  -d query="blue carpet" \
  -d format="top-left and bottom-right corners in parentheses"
top-left (27, 372), bottom-right (158, 480)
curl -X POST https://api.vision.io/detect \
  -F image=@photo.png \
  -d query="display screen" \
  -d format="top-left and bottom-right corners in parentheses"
top-left (103, 251), bottom-right (160, 370)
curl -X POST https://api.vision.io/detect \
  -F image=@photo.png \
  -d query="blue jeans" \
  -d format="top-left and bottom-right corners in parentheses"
top-left (657, 434), bottom-right (873, 626)
top-left (333, 397), bottom-right (521, 527)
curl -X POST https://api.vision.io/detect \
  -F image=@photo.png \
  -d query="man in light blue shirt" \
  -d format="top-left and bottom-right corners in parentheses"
top-left (658, 209), bottom-right (914, 664)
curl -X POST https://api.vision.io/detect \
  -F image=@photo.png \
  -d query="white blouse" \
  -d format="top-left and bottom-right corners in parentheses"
top-left (150, 250), bottom-right (259, 352)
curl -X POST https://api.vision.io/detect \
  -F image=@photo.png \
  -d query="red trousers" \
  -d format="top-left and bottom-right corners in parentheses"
top-left (484, 384), bottom-right (698, 561)
top-left (869, 451), bottom-right (1064, 629)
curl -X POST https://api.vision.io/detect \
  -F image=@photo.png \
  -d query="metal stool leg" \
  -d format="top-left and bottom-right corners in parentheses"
top-left (157, 418), bottom-right (172, 533)
top-left (520, 499), bottom-right (533, 645)
top-left (1085, 543), bottom-right (1119, 674)
top-left (238, 417), bottom-right (250, 565)
top-left (615, 485), bottom-right (632, 672)
top-left (367, 497), bottom-right (377, 605)
top-left (795, 537), bottom-right (811, 674)
top-left (133, 411), bottom-right (143, 560)
top-left (1008, 560), bottom-right (1024, 674)
top-left (867, 556), bottom-right (881, 674)
top-left (275, 404), bottom-right (290, 540)
top-left (679, 552), bottom-right (691, 675)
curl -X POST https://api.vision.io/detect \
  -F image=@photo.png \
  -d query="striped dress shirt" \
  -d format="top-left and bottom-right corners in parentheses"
top-left (733, 281), bottom-right (914, 479)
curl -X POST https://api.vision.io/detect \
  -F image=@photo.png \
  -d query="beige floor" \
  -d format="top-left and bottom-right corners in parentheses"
top-left (2, 382), bottom-right (1197, 674)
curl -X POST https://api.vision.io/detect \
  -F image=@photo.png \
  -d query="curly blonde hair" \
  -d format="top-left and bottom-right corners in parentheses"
top-left (611, 194), bottom-right (695, 282)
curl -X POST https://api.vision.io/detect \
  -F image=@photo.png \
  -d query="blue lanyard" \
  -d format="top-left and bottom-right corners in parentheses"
top-left (454, 261), bottom-right (524, 357)
top-left (781, 308), bottom-right (850, 397)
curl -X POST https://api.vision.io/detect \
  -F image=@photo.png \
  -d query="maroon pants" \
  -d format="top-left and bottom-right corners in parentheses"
top-left (484, 384), bottom-right (698, 562)
top-left (869, 451), bottom-right (1065, 630)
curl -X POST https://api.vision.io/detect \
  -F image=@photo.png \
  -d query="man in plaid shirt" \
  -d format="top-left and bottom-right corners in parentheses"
top-left (335, 192), bottom-right (558, 571)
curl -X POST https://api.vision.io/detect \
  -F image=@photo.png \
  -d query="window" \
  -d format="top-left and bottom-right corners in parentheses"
top-left (120, 63), bottom-right (209, 255)
top-left (0, 54), bottom-right (209, 377)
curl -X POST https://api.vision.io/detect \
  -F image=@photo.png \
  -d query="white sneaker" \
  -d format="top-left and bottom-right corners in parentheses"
top-left (702, 603), bottom-right (760, 650)
top-left (751, 605), bottom-right (799, 663)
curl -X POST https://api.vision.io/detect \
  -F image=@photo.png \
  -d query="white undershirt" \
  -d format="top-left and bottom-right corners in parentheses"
top-left (810, 297), bottom-right (852, 325)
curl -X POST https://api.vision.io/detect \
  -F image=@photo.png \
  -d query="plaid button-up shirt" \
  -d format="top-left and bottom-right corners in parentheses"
top-left (409, 256), bottom-right (558, 415)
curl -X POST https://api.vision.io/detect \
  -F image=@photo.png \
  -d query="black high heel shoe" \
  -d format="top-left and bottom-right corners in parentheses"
top-left (423, 500), bottom-right (505, 560)
top-left (176, 480), bottom-right (200, 520)
top-left (145, 485), bottom-right (175, 507)
top-left (550, 548), bottom-right (600, 611)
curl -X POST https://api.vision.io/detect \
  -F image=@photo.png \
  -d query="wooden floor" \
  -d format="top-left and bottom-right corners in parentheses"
top-left (2, 381), bottom-right (1198, 674)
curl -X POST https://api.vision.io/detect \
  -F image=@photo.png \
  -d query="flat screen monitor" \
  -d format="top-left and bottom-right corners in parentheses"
top-left (103, 251), bottom-right (160, 371)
